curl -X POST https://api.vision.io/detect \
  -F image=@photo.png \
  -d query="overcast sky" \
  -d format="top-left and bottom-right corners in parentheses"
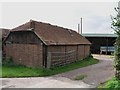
top-left (0, 2), bottom-right (118, 33)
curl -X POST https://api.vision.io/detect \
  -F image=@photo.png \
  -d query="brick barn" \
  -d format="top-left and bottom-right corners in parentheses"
top-left (4, 20), bottom-right (91, 68)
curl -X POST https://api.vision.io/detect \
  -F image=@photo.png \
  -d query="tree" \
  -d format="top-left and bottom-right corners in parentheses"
top-left (111, 2), bottom-right (120, 80)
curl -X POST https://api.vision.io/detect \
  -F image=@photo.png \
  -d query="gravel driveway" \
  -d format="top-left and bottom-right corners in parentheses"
top-left (1, 54), bottom-right (115, 88)
top-left (52, 54), bottom-right (115, 86)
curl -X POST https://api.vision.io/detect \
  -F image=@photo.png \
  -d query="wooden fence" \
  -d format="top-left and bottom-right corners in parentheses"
top-left (47, 50), bottom-right (76, 68)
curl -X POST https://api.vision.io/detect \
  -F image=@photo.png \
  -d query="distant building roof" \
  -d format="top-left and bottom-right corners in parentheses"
top-left (82, 33), bottom-right (117, 38)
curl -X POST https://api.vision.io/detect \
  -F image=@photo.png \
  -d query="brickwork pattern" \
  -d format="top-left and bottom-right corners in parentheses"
top-left (5, 44), bottom-right (43, 67)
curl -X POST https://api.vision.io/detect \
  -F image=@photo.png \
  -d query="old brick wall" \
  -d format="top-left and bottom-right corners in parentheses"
top-left (4, 43), bottom-right (90, 68)
top-left (5, 44), bottom-right (43, 67)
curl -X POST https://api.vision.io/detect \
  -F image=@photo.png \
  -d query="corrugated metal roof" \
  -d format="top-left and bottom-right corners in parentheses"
top-left (10, 20), bottom-right (91, 45)
top-left (82, 33), bottom-right (117, 37)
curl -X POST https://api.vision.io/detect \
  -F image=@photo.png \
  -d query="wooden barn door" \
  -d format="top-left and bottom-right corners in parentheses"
top-left (42, 45), bottom-right (47, 68)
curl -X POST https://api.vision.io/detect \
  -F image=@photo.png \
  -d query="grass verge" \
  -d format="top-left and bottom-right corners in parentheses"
top-left (98, 77), bottom-right (120, 89)
top-left (1, 57), bottom-right (99, 78)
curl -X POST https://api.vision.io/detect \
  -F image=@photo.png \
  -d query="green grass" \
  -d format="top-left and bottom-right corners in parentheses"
top-left (1, 57), bottom-right (99, 78)
top-left (74, 74), bottom-right (87, 80)
top-left (98, 77), bottom-right (120, 89)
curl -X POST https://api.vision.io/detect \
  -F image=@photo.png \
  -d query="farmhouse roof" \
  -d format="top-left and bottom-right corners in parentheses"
top-left (11, 20), bottom-right (91, 45)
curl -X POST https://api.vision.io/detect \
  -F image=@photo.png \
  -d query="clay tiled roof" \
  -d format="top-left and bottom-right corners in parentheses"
top-left (11, 20), bottom-right (91, 45)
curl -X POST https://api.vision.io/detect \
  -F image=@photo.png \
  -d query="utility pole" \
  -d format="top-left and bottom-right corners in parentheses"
top-left (78, 18), bottom-right (83, 34)
top-left (78, 24), bottom-right (80, 34)
top-left (80, 18), bottom-right (83, 34)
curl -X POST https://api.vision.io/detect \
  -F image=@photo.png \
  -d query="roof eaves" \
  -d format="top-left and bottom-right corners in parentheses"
top-left (11, 28), bottom-right (34, 32)
top-left (48, 43), bottom-right (91, 46)
top-left (82, 34), bottom-right (118, 37)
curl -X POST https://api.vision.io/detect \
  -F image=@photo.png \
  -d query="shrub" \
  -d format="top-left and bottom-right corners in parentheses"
top-left (111, 3), bottom-right (120, 80)
top-left (2, 57), bottom-right (15, 66)
top-left (100, 78), bottom-right (120, 89)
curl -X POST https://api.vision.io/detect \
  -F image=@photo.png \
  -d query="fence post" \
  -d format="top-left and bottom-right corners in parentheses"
top-left (47, 52), bottom-right (51, 69)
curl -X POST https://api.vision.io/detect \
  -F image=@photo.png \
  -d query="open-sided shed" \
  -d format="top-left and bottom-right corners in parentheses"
top-left (4, 20), bottom-right (91, 68)
top-left (82, 33), bottom-right (117, 54)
